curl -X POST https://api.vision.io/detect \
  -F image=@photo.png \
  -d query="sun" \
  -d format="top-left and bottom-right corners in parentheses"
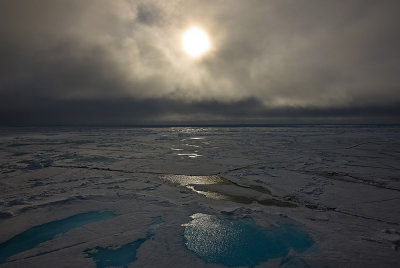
top-left (182, 27), bottom-right (210, 57)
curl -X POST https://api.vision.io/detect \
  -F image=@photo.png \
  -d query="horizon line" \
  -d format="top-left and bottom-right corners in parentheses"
top-left (1, 123), bottom-right (399, 128)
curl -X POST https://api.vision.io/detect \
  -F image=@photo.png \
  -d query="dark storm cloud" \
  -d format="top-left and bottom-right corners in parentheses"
top-left (0, 0), bottom-right (399, 125)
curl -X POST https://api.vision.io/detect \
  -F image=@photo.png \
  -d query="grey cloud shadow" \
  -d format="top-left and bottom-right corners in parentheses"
top-left (1, 97), bottom-right (399, 126)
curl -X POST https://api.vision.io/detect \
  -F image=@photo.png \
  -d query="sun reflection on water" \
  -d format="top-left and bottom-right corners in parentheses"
top-left (182, 213), bottom-right (314, 266)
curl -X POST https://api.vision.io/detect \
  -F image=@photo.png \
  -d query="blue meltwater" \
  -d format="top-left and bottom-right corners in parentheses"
top-left (182, 213), bottom-right (314, 267)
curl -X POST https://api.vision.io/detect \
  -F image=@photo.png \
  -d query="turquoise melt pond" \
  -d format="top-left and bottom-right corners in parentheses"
top-left (183, 213), bottom-right (314, 267)
top-left (0, 211), bottom-right (116, 264)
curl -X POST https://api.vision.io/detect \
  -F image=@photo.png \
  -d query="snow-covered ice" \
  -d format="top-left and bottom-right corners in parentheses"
top-left (0, 125), bottom-right (399, 267)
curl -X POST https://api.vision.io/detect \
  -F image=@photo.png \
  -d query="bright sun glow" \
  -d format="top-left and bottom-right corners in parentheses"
top-left (182, 28), bottom-right (210, 57)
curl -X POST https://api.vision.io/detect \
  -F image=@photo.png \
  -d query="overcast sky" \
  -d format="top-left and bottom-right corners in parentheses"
top-left (1, 0), bottom-right (399, 125)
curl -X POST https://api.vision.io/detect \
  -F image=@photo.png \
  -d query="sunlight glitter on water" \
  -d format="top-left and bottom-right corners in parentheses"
top-left (160, 175), bottom-right (228, 186)
top-left (182, 213), bottom-right (314, 266)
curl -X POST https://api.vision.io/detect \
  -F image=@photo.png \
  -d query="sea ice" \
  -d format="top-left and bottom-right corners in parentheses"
top-left (0, 125), bottom-right (399, 267)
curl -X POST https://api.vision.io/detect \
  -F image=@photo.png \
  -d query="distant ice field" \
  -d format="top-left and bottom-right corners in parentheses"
top-left (0, 125), bottom-right (399, 267)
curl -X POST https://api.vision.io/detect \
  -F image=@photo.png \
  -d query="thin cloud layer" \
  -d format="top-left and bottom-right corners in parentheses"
top-left (0, 0), bottom-right (399, 124)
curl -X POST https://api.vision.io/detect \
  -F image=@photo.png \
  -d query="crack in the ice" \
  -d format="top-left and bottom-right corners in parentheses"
top-left (345, 142), bottom-right (380, 149)
top-left (303, 170), bottom-right (400, 192)
top-left (52, 165), bottom-right (166, 175)
top-left (334, 209), bottom-right (399, 226)
top-left (218, 162), bottom-right (265, 174)
top-left (345, 163), bottom-right (400, 171)
top-left (350, 197), bottom-right (400, 206)
top-left (13, 241), bottom-right (88, 262)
